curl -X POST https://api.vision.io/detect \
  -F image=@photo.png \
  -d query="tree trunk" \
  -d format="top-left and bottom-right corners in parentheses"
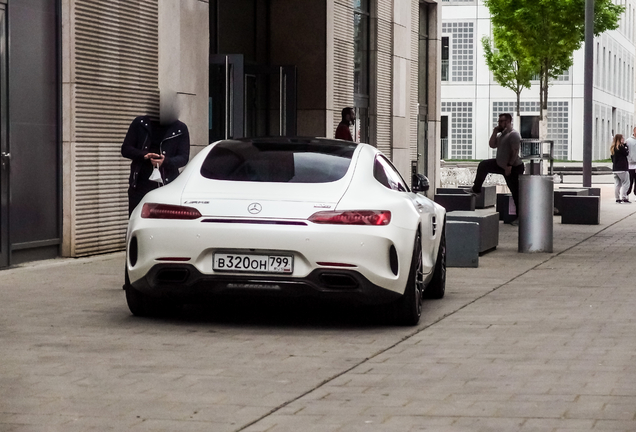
top-left (515, 91), bottom-right (521, 133)
top-left (539, 60), bottom-right (549, 141)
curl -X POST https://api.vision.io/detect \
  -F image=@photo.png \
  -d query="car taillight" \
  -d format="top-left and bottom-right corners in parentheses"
top-left (141, 203), bottom-right (202, 219)
top-left (308, 210), bottom-right (391, 226)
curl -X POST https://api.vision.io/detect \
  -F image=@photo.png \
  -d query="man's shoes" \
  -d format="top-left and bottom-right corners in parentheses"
top-left (461, 187), bottom-right (479, 197)
top-left (617, 199), bottom-right (623, 204)
top-left (509, 218), bottom-right (519, 226)
top-left (623, 199), bottom-right (631, 203)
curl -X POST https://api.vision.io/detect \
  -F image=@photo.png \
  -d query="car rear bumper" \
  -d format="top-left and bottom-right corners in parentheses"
top-left (130, 263), bottom-right (402, 305)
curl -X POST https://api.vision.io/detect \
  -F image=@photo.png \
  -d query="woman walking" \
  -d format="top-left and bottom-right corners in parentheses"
top-left (611, 134), bottom-right (630, 204)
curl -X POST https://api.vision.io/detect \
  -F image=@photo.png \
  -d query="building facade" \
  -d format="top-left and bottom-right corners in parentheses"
top-left (0, 0), bottom-right (442, 268)
top-left (0, 0), bottom-right (59, 267)
top-left (441, 0), bottom-right (636, 162)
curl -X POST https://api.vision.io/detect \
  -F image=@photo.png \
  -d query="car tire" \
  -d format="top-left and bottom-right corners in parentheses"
top-left (125, 285), bottom-right (150, 316)
top-left (391, 231), bottom-right (424, 326)
top-left (424, 225), bottom-right (446, 299)
top-left (125, 284), bottom-right (179, 318)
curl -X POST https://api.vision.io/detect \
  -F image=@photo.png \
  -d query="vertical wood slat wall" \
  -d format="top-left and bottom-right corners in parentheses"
top-left (332, 0), bottom-right (395, 158)
top-left (333, 0), bottom-right (354, 135)
top-left (331, 0), bottom-right (422, 166)
top-left (71, 0), bottom-right (159, 256)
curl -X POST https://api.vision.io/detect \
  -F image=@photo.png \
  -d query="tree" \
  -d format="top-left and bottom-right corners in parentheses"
top-left (481, 33), bottom-right (537, 122)
top-left (484, 0), bottom-right (624, 137)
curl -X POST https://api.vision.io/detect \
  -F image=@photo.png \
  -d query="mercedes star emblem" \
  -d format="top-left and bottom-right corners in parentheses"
top-left (248, 203), bottom-right (262, 214)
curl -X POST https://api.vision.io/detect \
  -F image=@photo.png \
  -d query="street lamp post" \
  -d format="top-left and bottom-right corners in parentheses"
top-left (583, 0), bottom-right (594, 187)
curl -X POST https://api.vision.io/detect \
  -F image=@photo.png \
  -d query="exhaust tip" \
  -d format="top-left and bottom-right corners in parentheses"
top-left (155, 268), bottom-right (190, 284)
top-left (319, 273), bottom-right (359, 290)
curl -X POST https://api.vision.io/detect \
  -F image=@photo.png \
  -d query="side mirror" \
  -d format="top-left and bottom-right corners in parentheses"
top-left (411, 173), bottom-right (429, 193)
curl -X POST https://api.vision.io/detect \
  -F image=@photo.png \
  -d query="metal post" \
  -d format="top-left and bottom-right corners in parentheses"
top-left (225, 56), bottom-right (230, 139)
top-left (518, 176), bottom-right (554, 253)
top-left (583, 0), bottom-right (594, 187)
top-left (279, 67), bottom-right (284, 136)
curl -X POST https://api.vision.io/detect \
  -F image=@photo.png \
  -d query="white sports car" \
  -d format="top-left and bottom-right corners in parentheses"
top-left (124, 137), bottom-right (446, 325)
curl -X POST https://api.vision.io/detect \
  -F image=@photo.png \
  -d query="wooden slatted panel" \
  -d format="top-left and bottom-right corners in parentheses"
top-left (409, 0), bottom-right (419, 161)
top-left (72, 0), bottom-right (159, 256)
top-left (333, 0), bottom-right (354, 135)
top-left (376, 2), bottom-right (393, 157)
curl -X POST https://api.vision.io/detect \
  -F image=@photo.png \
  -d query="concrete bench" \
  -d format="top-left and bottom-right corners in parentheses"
top-left (558, 186), bottom-right (601, 197)
top-left (496, 193), bottom-right (517, 224)
top-left (446, 221), bottom-right (479, 268)
top-left (447, 210), bottom-right (499, 254)
top-left (434, 194), bottom-right (475, 212)
top-left (436, 185), bottom-right (496, 208)
top-left (561, 195), bottom-right (600, 225)
top-left (554, 188), bottom-right (588, 215)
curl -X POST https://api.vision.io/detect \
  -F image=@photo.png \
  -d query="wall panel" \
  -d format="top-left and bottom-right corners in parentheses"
top-left (332, 1), bottom-right (354, 133)
top-left (376, 2), bottom-right (393, 156)
top-left (66, 0), bottom-right (159, 256)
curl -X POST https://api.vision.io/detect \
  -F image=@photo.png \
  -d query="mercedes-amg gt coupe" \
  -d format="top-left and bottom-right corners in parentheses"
top-left (124, 137), bottom-right (446, 325)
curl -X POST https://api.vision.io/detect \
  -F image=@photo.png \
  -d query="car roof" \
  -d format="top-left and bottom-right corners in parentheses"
top-left (231, 136), bottom-right (361, 148)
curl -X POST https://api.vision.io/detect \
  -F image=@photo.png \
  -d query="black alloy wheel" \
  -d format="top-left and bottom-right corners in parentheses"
top-left (424, 224), bottom-right (446, 299)
top-left (125, 284), bottom-right (179, 318)
top-left (392, 231), bottom-right (424, 326)
top-left (125, 285), bottom-right (150, 317)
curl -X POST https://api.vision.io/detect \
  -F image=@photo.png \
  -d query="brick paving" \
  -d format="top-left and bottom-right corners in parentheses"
top-left (1, 184), bottom-right (636, 431)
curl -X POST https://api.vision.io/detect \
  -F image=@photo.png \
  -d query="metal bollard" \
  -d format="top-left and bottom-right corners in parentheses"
top-left (518, 175), bottom-right (554, 253)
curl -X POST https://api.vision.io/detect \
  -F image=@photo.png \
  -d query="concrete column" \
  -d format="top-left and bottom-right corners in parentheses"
top-left (391, 0), bottom-right (413, 178)
top-left (61, 0), bottom-right (73, 257)
top-left (269, 0), bottom-right (328, 137)
top-left (426, 2), bottom-right (442, 190)
top-left (159, 0), bottom-right (210, 156)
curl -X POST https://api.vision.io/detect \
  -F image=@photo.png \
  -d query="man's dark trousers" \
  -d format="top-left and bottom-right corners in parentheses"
top-left (627, 169), bottom-right (636, 196)
top-left (472, 159), bottom-right (525, 215)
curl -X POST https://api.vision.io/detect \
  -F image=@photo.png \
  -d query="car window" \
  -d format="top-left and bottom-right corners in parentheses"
top-left (373, 155), bottom-right (409, 192)
top-left (200, 140), bottom-right (356, 183)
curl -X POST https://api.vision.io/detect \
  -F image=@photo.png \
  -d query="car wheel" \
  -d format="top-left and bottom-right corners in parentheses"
top-left (125, 285), bottom-right (179, 317)
top-left (424, 225), bottom-right (446, 299)
top-left (125, 285), bottom-right (150, 317)
top-left (391, 231), bottom-right (424, 326)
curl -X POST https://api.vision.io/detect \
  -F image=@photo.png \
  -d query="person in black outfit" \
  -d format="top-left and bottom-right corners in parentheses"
top-left (121, 93), bottom-right (190, 216)
top-left (610, 133), bottom-right (630, 204)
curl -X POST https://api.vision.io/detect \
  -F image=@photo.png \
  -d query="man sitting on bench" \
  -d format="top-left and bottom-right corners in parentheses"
top-left (464, 113), bottom-right (525, 226)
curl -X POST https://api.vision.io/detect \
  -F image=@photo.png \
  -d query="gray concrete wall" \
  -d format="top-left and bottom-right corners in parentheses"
top-left (270, 0), bottom-right (328, 137)
top-left (159, 0), bottom-right (210, 155)
top-left (391, 0), bottom-right (418, 179)
top-left (426, 1), bottom-right (442, 190)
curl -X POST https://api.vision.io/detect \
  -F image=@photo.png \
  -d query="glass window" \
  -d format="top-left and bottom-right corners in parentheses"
top-left (373, 155), bottom-right (409, 192)
top-left (201, 140), bottom-right (356, 183)
top-left (441, 37), bottom-right (449, 81)
top-left (353, 0), bottom-right (370, 143)
top-left (353, 1), bottom-right (369, 96)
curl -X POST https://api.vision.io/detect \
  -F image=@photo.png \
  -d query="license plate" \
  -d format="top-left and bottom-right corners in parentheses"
top-left (213, 253), bottom-right (293, 274)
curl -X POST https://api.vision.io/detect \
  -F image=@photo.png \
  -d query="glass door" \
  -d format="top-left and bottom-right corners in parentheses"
top-left (210, 55), bottom-right (296, 141)
top-left (0, 5), bottom-right (8, 267)
top-left (209, 54), bottom-right (244, 142)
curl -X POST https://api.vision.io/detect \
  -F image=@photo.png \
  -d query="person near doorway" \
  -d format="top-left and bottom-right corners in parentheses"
top-left (610, 133), bottom-right (630, 204)
top-left (335, 107), bottom-right (355, 141)
top-left (625, 127), bottom-right (636, 198)
top-left (121, 91), bottom-right (190, 216)
top-left (465, 113), bottom-right (525, 225)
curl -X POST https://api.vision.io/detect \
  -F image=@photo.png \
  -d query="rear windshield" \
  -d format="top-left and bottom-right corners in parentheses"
top-left (200, 140), bottom-right (356, 183)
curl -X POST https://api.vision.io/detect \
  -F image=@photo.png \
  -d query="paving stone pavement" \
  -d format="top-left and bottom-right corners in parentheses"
top-left (1, 184), bottom-right (636, 431)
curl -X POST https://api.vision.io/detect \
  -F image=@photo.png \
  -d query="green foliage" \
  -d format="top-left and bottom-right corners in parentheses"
top-left (484, 0), bottom-right (624, 115)
top-left (481, 34), bottom-right (537, 115)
